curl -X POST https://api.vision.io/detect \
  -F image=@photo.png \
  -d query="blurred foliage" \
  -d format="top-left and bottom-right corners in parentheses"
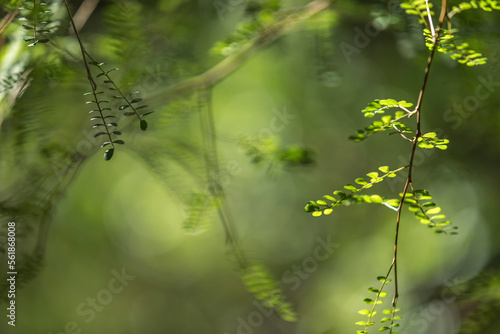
top-left (0, 0), bottom-right (499, 333)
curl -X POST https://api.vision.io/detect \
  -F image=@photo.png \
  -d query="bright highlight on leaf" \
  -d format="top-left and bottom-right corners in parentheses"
top-left (305, 166), bottom-right (408, 216)
top-left (356, 275), bottom-right (401, 333)
top-left (405, 188), bottom-right (458, 234)
top-left (349, 99), bottom-right (414, 142)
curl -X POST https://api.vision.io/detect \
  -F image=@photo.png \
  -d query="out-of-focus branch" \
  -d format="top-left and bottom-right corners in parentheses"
top-left (68, 0), bottom-right (101, 33)
top-left (0, 8), bottom-right (19, 36)
top-left (148, 0), bottom-right (332, 109)
top-left (0, 6), bottom-right (20, 51)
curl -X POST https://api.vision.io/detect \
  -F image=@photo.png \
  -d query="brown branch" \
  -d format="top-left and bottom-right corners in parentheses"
top-left (390, 0), bottom-right (448, 329)
top-left (63, 0), bottom-right (96, 90)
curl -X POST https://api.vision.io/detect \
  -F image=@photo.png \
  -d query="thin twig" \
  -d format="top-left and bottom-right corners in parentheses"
top-left (390, 1), bottom-right (448, 332)
top-left (198, 88), bottom-right (246, 267)
top-left (62, 0), bottom-right (96, 90)
top-left (424, 0), bottom-right (436, 38)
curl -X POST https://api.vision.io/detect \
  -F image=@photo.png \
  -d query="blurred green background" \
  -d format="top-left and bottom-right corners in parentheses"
top-left (1, 0), bottom-right (500, 333)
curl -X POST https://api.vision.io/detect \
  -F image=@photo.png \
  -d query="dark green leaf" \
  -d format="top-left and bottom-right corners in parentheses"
top-left (304, 201), bottom-right (319, 212)
top-left (140, 111), bottom-right (154, 117)
top-left (355, 178), bottom-right (368, 186)
top-left (333, 190), bottom-right (347, 198)
top-left (104, 148), bottom-right (114, 160)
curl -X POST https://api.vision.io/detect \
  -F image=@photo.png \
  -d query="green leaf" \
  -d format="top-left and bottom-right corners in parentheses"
top-left (378, 166), bottom-right (390, 173)
top-left (425, 207), bottom-right (441, 215)
top-left (408, 204), bottom-right (420, 212)
top-left (104, 148), bottom-right (114, 160)
top-left (304, 201), bottom-right (319, 212)
top-left (140, 111), bottom-right (154, 117)
top-left (385, 199), bottom-right (400, 207)
top-left (344, 184), bottom-right (357, 192)
top-left (333, 190), bottom-right (347, 198)
top-left (237, 262), bottom-right (297, 321)
top-left (140, 119), bottom-right (148, 130)
top-left (355, 178), bottom-right (368, 186)
top-left (377, 276), bottom-right (391, 283)
top-left (370, 195), bottom-right (383, 203)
